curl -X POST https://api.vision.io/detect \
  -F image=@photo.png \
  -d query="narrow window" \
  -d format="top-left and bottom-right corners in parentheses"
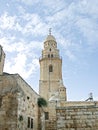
top-left (51, 54), bottom-right (53, 58)
top-left (49, 65), bottom-right (53, 72)
top-left (31, 118), bottom-right (33, 128)
top-left (45, 112), bottom-right (49, 120)
top-left (0, 97), bottom-right (2, 108)
top-left (5, 128), bottom-right (8, 130)
top-left (48, 54), bottom-right (50, 58)
top-left (28, 117), bottom-right (30, 128)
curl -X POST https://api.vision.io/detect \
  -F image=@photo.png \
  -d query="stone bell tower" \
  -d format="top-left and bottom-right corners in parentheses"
top-left (0, 45), bottom-right (5, 75)
top-left (39, 30), bottom-right (67, 101)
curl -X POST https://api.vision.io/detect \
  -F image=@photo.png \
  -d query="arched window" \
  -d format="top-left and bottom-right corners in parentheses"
top-left (49, 65), bottom-right (53, 72)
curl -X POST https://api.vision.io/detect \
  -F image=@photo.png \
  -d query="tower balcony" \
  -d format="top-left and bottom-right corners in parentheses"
top-left (39, 55), bottom-right (62, 61)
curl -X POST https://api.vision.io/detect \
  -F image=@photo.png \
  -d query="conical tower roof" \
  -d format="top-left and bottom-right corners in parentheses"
top-left (45, 34), bottom-right (56, 42)
top-left (44, 28), bottom-right (56, 42)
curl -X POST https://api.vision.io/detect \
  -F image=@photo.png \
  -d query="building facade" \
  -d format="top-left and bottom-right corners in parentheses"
top-left (39, 32), bottom-right (67, 101)
top-left (0, 46), bottom-right (39, 130)
top-left (0, 32), bottom-right (98, 130)
top-left (39, 32), bottom-right (98, 130)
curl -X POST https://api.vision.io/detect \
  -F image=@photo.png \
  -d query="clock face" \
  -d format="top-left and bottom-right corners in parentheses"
top-left (53, 43), bottom-right (56, 47)
top-left (44, 43), bottom-right (48, 48)
top-left (44, 42), bottom-right (56, 48)
top-left (51, 43), bottom-right (56, 48)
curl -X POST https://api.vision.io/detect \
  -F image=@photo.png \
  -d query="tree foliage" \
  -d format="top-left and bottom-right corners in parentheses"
top-left (37, 97), bottom-right (47, 108)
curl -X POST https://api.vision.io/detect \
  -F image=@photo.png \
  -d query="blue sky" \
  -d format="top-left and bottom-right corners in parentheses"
top-left (0, 0), bottom-right (98, 101)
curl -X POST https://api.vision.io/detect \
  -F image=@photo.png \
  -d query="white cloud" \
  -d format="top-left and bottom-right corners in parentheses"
top-left (0, 37), bottom-right (17, 52)
top-left (0, 11), bottom-right (48, 36)
top-left (1, 0), bottom-right (97, 63)
top-left (0, 35), bottom-right (41, 79)
top-left (0, 12), bottom-right (17, 30)
top-left (19, 13), bottom-right (48, 36)
top-left (5, 53), bottom-right (26, 73)
top-left (14, 22), bottom-right (23, 32)
top-left (4, 52), bottom-right (39, 79)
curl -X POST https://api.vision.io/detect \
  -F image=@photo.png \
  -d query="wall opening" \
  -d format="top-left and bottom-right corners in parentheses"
top-left (28, 117), bottom-right (30, 128)
top-left (48, 54), bottom-right (50, 58)
top-left (31, 118), bottom-right (33, 128)
top-left (51, 54), bottom-right (53, 58)
top-left (28, 117), bottom-right (33, 129)
top-left (0, 97), bottom-right (2, 108)
top-left (49, 65), bottom-right (53, 72)
top-left (45, 112), bottom-right (49, 120)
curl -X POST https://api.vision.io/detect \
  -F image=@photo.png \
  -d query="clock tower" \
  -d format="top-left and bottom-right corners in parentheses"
top-left (39, 30), bottom-right (67, 101)
top-left (0, 45), bottom-right (5, 75)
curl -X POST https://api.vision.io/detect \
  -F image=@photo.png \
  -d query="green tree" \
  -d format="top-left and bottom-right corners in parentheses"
top-left (37, 97), bottom-right (47, 108)
top-left (37, 97), bottom-right (47, 130)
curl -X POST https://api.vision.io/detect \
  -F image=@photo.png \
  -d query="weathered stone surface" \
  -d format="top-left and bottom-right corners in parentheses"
top-left (0, 74), bottom-right (39, 130)
top-left (56, 103), bottom-right (98, 130)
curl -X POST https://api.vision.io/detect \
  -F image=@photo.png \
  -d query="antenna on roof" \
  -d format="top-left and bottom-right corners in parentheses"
top-left (89, 92), bottom-right (93, 101)
top-left (49, 28), bottom-right (52, 35)
top-left (85, 92), bottom-right (93, 101)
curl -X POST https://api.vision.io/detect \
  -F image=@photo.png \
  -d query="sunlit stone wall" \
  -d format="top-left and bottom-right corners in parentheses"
top-left (56, 101), bottom-right (98, 130)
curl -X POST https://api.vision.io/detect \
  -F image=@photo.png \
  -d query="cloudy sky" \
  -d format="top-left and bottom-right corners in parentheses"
top-left (0, 0), bottom-right (98, 101)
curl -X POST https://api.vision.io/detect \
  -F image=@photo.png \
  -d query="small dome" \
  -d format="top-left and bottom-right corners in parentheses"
top-left (45, 34), bottom-right (56, 42)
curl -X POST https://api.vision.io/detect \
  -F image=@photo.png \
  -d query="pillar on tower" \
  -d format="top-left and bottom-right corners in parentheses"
top-left (0, 45), bottom-right (5, 75)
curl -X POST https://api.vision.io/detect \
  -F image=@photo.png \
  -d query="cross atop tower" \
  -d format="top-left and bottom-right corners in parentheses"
top-left (49, 28), bottom-right (52, 35)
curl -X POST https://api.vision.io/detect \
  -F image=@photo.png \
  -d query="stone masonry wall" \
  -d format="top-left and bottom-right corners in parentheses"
top-left (15, 74), bottom-right (39, 130)
top-left (0, 74), bottom-right (39, 130)
top-left (56, 102), bottom-right (98, 130)
top-left (0, 93), bottom-right (18, 130)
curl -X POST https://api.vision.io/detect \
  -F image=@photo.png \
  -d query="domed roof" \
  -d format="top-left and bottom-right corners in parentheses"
top-left (45, 34), bottom-right (56, 42)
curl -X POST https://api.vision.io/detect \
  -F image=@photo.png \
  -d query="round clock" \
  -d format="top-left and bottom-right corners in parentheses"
top-left (44, 43), bottom-right (48, 48)
top-left (51, 43), bottom-right (56, 48)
